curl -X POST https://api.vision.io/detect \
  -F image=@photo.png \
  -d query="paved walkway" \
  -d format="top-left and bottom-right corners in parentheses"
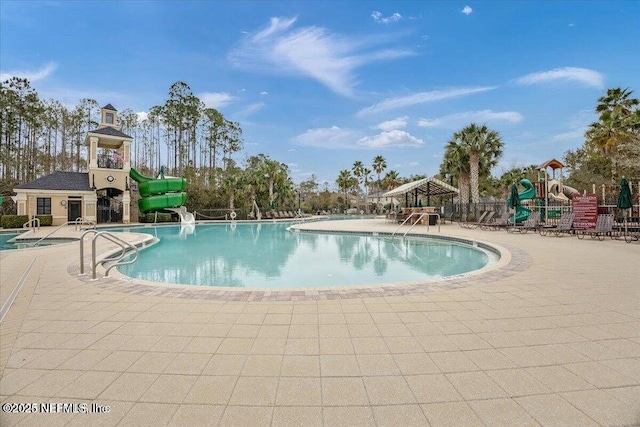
top-left (0, 219), bottom-right (638, 426)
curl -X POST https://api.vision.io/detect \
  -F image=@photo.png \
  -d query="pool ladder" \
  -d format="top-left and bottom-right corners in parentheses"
top-left (391, 212), bottom-right (441, 237)
top-left (79, 230), bottom-right (139, 280)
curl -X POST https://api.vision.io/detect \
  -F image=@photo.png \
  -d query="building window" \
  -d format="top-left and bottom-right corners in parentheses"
top-left (37, 197), bottom-right (51, 215)
top-left (105, 112), bottom-right (114, 124)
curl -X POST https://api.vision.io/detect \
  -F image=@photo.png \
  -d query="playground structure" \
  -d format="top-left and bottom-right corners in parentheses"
top-left (504, 159), bottom-right (581, 224)
top-left (535, 159), bottom-right (579, 223)
top-left (129, 167), bottom-right (195, 225)
top-left (506, 178), bottom-right (536, 223)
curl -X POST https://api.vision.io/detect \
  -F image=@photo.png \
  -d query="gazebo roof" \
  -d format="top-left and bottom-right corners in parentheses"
top-left (538, 158), bottom-right (564, 170)
top-left (383, 176), bottom-right (459, 198)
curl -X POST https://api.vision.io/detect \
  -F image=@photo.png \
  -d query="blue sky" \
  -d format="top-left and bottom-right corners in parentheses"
top-left (1, 1), bottom-right (639, 187)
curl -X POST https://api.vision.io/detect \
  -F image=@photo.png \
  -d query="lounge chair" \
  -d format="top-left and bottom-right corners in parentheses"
top-left (385, 211), bottom-right (398, 223)
top-left (461, 211), bottom-right (494, 229)
top-left (440, 212), bottom-right (454, 224)
top-left (540, 212), bottom-right (575, 237)
top-left (459, 211), bottom-right (488, 229)
top-left (263, 211), bottom-right (273, 219)
top-left (506, 215), bottom-right (538, 234)
top-left (576, 214), bottom-right (614, 241)
top-left (481, 211), bottom-right (510, 230)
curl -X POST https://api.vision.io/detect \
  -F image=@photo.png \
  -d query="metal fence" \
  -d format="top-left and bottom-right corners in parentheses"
top-left (194, 208), bottom-right (247, 221)
top-left (442, 202), bottom-right (639, 226)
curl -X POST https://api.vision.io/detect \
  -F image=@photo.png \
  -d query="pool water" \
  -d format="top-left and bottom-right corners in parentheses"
top-left (117, 222), bottom-right (491, 288)
top-left (0, 233), bottom-right (19, 250)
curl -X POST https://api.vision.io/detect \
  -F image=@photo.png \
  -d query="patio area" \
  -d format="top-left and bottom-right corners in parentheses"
top-left (1, 219), bottom-right (639, 426)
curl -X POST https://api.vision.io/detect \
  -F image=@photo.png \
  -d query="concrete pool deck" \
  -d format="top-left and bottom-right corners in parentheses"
top-left (0, 219), bottom-right (639, 426)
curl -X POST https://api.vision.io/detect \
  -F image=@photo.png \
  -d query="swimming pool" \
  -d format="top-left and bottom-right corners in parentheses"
top-left (116, 222), bottom-right (493, 288)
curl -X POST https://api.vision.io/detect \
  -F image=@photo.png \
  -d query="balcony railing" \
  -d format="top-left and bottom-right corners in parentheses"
top-left (97, 158), bottom-right (123, 169)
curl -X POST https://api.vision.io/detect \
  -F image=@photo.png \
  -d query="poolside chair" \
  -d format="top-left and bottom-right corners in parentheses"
top-left (385, 211), bottom-right (397, 223)
top-left (481, 211), bottom-right (510, 230)
top-left (463, 211), bottom-right (494, 229)
top-left (540, 212), bottom-right (575, 237)
top-left (577, 214), bottom-right (614, 241)
top-left (459, 211), bottom-right (489, 229)
top-left (263, 211), bottom-right (273, 220)
top-left (506, 215), bottom-right (538, 234)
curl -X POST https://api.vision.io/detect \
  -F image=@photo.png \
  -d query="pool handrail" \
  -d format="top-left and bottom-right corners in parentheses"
top-left (79, 230), bottom-right (139, 279)
top-left (23, 217), bottom-right (40, 232)
top-left (74, 216), bottom-right (96, 231)
top-left (392, 212), bottom-right (441, 237)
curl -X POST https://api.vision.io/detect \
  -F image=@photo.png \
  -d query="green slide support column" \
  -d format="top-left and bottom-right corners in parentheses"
top-left (130, 168), bottom-right (188, 213)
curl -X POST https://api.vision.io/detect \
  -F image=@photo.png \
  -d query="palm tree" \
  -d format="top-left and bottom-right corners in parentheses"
top-left (220, 167), bottom-right (243, 210)
top-left (336, 169), bottom-right (354, 212)
top-left (372, 155), bottom-right (387, 212)
top-left (455, 123), bottom-right (503, 204)
top-left (352, 160), bottom-right (364, 211)
top-left (382, 170), bottom-right (401, 191)
top-left (596, 87), bottom-right (639, 116)
top-left (587, 88), bottom-right (640, 179)
top-left (262, 158), bottom-right (285, 209)
top-left (441, 138), bottom-right (471, 212)
top-left (362, 167), bottom-right (372, 212)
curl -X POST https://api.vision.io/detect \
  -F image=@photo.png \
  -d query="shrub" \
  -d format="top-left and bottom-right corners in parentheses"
top-left (37, 215), bottom-right (52, 226)
top-left (1, 215), bottom-right (29, 229)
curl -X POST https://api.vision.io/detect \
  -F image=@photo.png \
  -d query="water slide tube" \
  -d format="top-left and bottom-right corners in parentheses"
top-left (129, 168), bottom-right (187, 213)
top-left (507, 178), bottom-right (536, 223)
top-left (547, 180), bottom-right (579, 202)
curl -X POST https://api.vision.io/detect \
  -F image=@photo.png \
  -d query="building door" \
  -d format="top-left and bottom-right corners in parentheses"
top-left (67, 201), bottom-right (82, 222)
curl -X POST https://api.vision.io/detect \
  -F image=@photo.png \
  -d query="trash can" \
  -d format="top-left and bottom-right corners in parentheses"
top-left (428, 214), bottom-right (437, 226)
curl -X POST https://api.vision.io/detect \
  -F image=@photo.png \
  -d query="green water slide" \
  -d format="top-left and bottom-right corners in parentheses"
top-left (129, 168), bottom-right (187, 212)
top-left (507, 178), bottom-right (537, 223)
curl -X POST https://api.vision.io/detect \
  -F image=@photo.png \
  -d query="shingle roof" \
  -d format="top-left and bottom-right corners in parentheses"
top-left (14, 172), bottom-right (92, 191)
top-left (102, 103), bottom-right (117, 111)
top-left (88, 126), bottom-right (133, 139)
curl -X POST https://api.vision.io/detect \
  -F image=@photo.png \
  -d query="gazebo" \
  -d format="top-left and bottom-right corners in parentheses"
top-left (383, 176), bottom-right (459, 207)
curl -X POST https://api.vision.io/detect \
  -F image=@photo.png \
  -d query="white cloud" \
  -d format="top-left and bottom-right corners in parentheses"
top-left (235, 102), bottom-right (264, 118)
top-left (294, 126), bottom-right (360, 148)
top-left (461, 5), bottom-right (473, 15)
top-left (136, 111), bottom-right (149, 123)
top-left (357, 86), bottom-right (496, 117)
top-left (393, 161), bottom-right (420, 168)
top-left (417, 110), bottom-right (523, 128)
top-left (0, 61), bottom-right (57, 82)
top-left (260, 91), bottom-right (268, 95)
top-left (357, 130), bottom-right (424, 148)
top-left (552, 128), bottom-right (586, 141)
top-left (199, 92), bottom-right (233, 108)
top-left (228, 16), bottom-right (413, 97)
top-left (514, 67), bottom-right (604, 88)
top-left (374, 116), bottom-right (409, 131)
top-left (371, 11), bottom-right (402, 24)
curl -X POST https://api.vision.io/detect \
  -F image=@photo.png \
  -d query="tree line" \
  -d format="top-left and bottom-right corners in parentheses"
top-left (1, 77), bottom-right (637, 216)
top-left (333, 87), bottom-right (639, 214)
